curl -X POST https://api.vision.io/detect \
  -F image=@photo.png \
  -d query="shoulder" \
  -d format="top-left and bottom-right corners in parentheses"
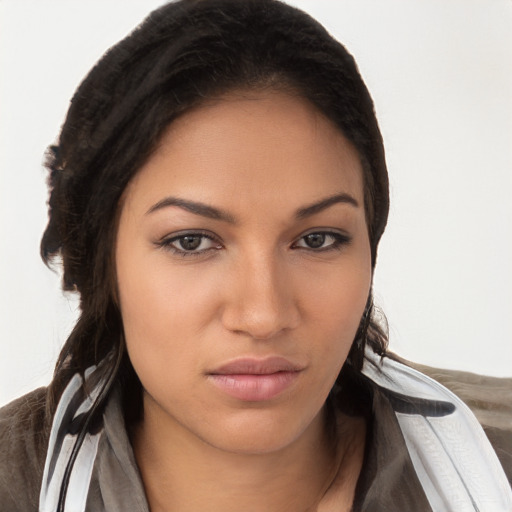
top-left (0, 388), bottom-right (51, 511)
top-left (407, 359), bottom-right (512, 485)
top-left (361, 351), bottom-right (512, 508)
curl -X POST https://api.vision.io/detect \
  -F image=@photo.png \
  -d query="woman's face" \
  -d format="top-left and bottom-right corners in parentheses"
top-left (116, 90), bottom-right (372, 454)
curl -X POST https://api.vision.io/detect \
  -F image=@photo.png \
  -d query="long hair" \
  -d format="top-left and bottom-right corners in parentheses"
top-left (41, 0), bottom-right (389, 424)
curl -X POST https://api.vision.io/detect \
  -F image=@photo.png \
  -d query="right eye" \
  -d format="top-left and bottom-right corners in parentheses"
top-left (157, 232), bottom-right (223, 257)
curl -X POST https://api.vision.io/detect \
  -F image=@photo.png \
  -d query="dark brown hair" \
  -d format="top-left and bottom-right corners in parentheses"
top-left (41, 0), bottom-right (389, 423)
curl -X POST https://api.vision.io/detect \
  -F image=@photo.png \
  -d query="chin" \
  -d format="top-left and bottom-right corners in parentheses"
top-left (196, 405), bottom-right (325, 456)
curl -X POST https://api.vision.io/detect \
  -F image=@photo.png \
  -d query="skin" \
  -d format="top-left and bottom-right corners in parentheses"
top-left (116, 90), bottom-right (371, 511)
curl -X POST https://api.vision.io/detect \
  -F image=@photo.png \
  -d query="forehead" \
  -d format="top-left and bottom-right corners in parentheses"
top-left (125, 89), bottom-right (364, 214)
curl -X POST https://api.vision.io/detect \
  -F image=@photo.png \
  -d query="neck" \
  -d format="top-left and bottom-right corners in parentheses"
top-left (131, 394), bottom-right (347, 512)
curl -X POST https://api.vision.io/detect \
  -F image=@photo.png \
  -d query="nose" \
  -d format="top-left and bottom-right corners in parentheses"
top-left (220, 252), bottom-right (300, 340)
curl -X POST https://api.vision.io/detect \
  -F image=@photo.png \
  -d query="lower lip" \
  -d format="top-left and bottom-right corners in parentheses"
top-left (207, 371), bottom-right (300, 401)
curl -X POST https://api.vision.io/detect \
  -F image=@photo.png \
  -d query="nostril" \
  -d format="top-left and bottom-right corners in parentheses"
top-left (221, 297), bottom-right (299, 340)
top-left (220, 260), bottom-right (300, 338)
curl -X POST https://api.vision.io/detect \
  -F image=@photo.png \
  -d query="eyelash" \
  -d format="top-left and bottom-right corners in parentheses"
top-left (155, 230), bottom-right (351, 257)
top-left (292, 231), bottom-right (351, 252)
top-left (155, 231), bottom-right (222, 258)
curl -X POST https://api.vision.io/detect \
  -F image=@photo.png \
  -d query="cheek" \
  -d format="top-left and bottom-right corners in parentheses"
top-left (303, 249), bottom-right (371, 323)
top-left (114, 229), bottom-right (225, 395)
top-left (115, 211), bottom-right (224, 336)
top-left (299, 251), bottom-right (372, 363)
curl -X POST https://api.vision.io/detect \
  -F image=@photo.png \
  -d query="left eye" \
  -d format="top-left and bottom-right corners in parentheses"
top-left (293, 232), bottom-right (349, 250)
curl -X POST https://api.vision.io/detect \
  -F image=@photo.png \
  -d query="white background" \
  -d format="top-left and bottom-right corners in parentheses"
top-left (1, 0), bottom-right (511, 407)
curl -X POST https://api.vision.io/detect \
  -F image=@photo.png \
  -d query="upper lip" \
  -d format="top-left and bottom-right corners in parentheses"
top-left (208, 356), bottom-right (305, 375)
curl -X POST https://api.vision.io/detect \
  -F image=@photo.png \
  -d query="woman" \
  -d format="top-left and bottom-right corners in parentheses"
top-left (0, 1), bottom-right (510, 511)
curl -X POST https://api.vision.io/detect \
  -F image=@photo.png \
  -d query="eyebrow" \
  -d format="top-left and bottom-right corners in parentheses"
top-left (146, 191), bottom-right (359, 222)
top-left (294, 193), bottom-right (359, 219)
top-left (146, 196), bottom-right (236, 223)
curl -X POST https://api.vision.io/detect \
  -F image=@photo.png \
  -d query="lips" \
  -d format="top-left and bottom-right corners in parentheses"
top-left (206, 357), bottom-right (304, 402)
